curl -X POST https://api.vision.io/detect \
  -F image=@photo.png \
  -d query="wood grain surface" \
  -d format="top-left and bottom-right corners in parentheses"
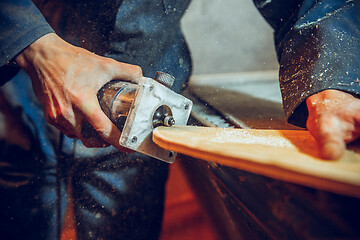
top-left (153, 126), bottom-right (360, 198)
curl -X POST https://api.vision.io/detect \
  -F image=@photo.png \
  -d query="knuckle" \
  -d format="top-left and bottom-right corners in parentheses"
top-left (131, 65), bottom-right (143, 77)
top-left (103, 58), bottom-right (118, 71)
top-left (100, 58), bottom-right (113, 69)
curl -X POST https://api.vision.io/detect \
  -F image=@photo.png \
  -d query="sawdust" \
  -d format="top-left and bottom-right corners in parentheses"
top-left (210, 129), bottom-right (295, 148)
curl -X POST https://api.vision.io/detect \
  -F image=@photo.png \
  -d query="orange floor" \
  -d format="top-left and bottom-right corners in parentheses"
top-left (159, 161), bottom-right (217, 240)
top-left (61, 161), bottom-right (217, 240)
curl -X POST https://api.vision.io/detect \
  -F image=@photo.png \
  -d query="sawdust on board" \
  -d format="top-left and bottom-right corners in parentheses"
top-left (210, 129), bottom-right (296, 148)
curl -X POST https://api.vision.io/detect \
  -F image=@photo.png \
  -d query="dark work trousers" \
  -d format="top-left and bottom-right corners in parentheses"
top-left (0, 70), bottom-right (169, 240)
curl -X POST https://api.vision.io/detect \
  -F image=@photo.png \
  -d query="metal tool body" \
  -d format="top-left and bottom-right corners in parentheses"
top-left (97, 72), bottom-right (192, 163)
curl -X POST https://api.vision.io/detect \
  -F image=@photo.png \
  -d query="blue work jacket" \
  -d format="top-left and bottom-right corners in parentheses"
top-left (1, 0), bottom-right (360, 127)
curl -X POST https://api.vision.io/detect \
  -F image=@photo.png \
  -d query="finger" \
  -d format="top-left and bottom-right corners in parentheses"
top-left (80, 136), bottom-right (111, 148)
top-left (310, 116), bottom-right (346, 160)
top-left (42, 93), bottom-right (79, 139)
top-left (106, 59), bottom-right (143, 83)
top-left (44, 109), bottom-right (79, 139)
top-left (48, 119), bottom-right (76, 138)
top-left (80, 97), bottom-right (130, 152)
top-left (80, 121), bottom-right (110, 147)
top-left (80, 121), bottom-right (134, 149)
top-left (72, 108), bottom-right (112, 148)
top-left (345, 113), bottom-right (360, 143)
top-left (320, 136), bottom-right (346, 160)
top-left (354, 112), bottom-right (360, 133)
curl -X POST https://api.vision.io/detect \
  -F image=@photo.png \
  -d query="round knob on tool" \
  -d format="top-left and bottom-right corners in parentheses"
top-left (164, 116), bottom-right (175, 127)
top-left (154, 72), bottom-right (175, 88)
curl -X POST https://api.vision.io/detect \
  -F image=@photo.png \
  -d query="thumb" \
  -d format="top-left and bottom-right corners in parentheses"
top-left (108, 59), bottom-right (143, 83)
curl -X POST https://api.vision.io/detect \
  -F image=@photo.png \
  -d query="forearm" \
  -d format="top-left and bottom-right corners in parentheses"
top-left (254, 0), bottom-right (360, 127)
top-left (254, 0), bottom-right (360, 159)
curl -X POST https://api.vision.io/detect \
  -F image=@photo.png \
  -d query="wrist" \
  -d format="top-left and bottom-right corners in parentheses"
top-left (308, 89), bottom-right (348, 105)
top-left (306, 89), bottom-right (356, 116)
top-left (15, 33), bottom-right (59, 70)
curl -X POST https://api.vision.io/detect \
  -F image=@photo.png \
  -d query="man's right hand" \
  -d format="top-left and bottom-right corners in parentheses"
top-left (15, 33), bottom-right (143, 151)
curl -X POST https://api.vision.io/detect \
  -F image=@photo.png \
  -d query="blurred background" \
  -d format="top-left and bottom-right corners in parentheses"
top-left (181, 0), bottom-right (279, 75)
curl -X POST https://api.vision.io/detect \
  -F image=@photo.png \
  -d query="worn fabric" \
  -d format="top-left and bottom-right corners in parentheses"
top-left (0, 0), bottom-right (191, 239)
top-left (254, 0), bottom-right (360, 127)
top-left (0, 0), bottom-right (54, 85)
top-left (2, 0), bottom-right (360, 126)
top-left (0, 0), bottom-right (192, 92)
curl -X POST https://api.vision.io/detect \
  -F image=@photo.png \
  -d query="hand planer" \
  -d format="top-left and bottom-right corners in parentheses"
top-left (97, 72), bottom-right (193, 163)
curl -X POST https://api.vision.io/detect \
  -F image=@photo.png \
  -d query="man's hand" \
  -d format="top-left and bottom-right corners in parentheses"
top-left (15, 33), bottom-right (143, 151)
top-left (306, 89), bottom-right (360, 159)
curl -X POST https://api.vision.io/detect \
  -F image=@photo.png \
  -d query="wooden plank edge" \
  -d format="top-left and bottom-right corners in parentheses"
top-left (153, 133), bottom-right (360, 199)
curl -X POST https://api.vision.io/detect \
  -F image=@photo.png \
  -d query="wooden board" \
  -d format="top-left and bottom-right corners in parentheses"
top-left (153, 126), bottom-right (360, 198)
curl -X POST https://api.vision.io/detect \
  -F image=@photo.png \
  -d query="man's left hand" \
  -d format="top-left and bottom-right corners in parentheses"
top-left (306, 89), bottom-right (360, 159)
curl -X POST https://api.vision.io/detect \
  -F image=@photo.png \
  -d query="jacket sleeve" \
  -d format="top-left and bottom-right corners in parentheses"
top-left (0, 0), bottom-right (54, 85)
top-left (254, 0), bottom-right (360, 127)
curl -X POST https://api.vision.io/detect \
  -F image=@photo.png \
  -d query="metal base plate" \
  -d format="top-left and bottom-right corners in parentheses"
top-left (119, 77), bottom-right (193, 163)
